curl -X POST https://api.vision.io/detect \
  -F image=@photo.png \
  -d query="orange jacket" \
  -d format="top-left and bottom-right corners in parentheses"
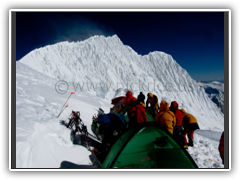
top-left (181, 109), bottom-right (198, 125)
top-left (155, 101), bottom-right (176, 134)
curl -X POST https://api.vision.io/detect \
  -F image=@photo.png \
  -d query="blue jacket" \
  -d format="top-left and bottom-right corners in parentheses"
top-left (97, 113), bottom-right (126, 126)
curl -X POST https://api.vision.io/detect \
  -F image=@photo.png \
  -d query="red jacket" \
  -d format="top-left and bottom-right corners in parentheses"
top-left (218, 131), bottom-right (224, 164)
top-left (128, 103), bottom-right (148, 126)
top-left (170, 101), bottom-right (183, 126)
top-left (175, 109), bottom-right (183, 126)
top-left (123, 91), bottom-right (136, 106)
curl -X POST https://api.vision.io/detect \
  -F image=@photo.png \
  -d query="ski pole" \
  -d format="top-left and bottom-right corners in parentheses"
top-left (62, 92), bottom-right (75, 109)
top-left (57, 92), bottom-right (75, 117)
top-left (58, 104), bottom-right (69, 118)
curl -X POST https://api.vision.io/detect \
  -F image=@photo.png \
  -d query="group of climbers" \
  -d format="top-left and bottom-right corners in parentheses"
top-left (90, 90), bottom-right (226, 166)
top-left (93, 91), bottom-right (200, 149)
top-left (154, 100), bottom-right (200, 148)
top-left (121, 91), bottom-right (200, 148)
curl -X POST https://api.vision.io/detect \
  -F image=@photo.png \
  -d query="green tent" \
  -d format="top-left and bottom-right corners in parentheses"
top-left (101, 102), bottom-right (198, 169)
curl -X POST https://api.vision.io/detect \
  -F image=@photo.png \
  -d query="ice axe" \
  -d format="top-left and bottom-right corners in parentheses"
top-left (57, 92), bottom-right (75, 117)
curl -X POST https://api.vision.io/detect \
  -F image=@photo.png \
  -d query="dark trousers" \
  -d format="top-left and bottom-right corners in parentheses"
top-left (148, 106), bottom-right (156, 117)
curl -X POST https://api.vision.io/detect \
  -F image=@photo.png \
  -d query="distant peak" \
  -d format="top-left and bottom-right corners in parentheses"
top-left (110, 34), bottom-right (120, 39)
top-left (83, 34), bottom-right (121, 43)
top-left (106, 34), bottom-right (121, 42)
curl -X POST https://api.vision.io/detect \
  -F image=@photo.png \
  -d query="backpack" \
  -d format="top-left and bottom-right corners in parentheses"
top-left (128, 104), bottom-right (148, 126)
top-left (97, 113), bottom-right (127, 131)
top-left (108, 113), bottom-right (127, 132)
top-left (108, 113), bottom-right (126, 125)
top-left (97, 114), bottom-right (111, 126)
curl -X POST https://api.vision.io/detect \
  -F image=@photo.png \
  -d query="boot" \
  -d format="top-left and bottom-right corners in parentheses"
top-left (188, 139), bottom-right (194, 147)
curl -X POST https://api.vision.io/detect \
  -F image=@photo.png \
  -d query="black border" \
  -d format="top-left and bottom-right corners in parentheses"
top-left (11, 11), bottom-right (17, 169)
top-left (224, 11), bottom-right (229, 169)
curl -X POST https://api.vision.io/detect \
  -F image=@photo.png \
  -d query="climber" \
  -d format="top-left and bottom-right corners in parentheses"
top-left (91, 114), bottom-right (102, 141)
top-left (121, 91), bottom-right (147, 127)
top-left (127, 100), bottom-right (148, 128)
top-left (110, 96), bottom-right (125, 113)
top-left (123, 91), bottom-right (137, 107)
top-left (146, 93), bottom-right (159, 117)
top-left (154, 100), bottom-right (176, 134)
top-left (137, 92), bottom-right (146, 108)
top-left (180, 109), bottom-right (200, 148)
top-left (218, 131), bottom-right (224, 164)
top-left (97, 112), bottom-right (127, 146)
top-left (169, 101), bottom-right (184, 144)
top-left (91, 108), bottom-right (105, 141)
top-left (137, 92), bottom-right (145, 104)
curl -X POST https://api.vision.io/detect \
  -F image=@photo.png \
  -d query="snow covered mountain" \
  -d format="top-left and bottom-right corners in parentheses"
top-left (19, 35), bottom-right (224, 131)
top-left (16, 35), bottom-right (225, 168)
top-left (198, 81), bottom-right (224, 114)
top-left (16, 62), bottom-right (224, 168)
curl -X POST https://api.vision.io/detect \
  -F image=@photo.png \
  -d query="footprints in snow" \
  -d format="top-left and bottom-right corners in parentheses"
top-left (187, 134), bottom-right (224, 168)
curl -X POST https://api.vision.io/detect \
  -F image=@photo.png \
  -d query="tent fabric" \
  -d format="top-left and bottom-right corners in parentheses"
top-left (101, 122), bottom-right (198, 168)
top-left (101, 102), bottom-right (198, 169)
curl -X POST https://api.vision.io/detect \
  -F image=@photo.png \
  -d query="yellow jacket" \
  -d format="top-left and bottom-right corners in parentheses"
top-left (180, 109), bottom-right (198, 125)
top-left (155, 101), bottom-right (176, 134)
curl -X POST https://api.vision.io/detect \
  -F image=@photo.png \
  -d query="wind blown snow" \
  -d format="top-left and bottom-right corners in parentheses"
top-left (16, 35), bottom-right (224, 169)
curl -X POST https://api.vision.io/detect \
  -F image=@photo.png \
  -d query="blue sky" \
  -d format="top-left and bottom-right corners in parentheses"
top-left (16, 11), bottom-right (225, 82)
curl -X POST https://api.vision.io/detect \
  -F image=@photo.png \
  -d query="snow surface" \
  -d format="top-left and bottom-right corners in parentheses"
top-left (190, 130), bottom-right (224, 168)
top-left (16, 62), bottom-right (112, 168)
top-left (16, 35), bottom-right (225, 169)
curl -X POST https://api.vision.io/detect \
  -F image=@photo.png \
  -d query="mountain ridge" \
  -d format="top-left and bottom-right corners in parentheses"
top-left (19, 34), bottom-right (224, 131)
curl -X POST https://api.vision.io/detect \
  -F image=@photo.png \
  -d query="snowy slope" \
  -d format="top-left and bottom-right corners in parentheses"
top-left (19, 35), bottom-right (224, 132)
top-left (16, 62), bottom-right (112, 168)
top-left (16, 62), bottom-right (224, 168)
top-left (198, 81), bottom-right (224, 113)
top-left (189, 130), bottom-right (224, 168)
